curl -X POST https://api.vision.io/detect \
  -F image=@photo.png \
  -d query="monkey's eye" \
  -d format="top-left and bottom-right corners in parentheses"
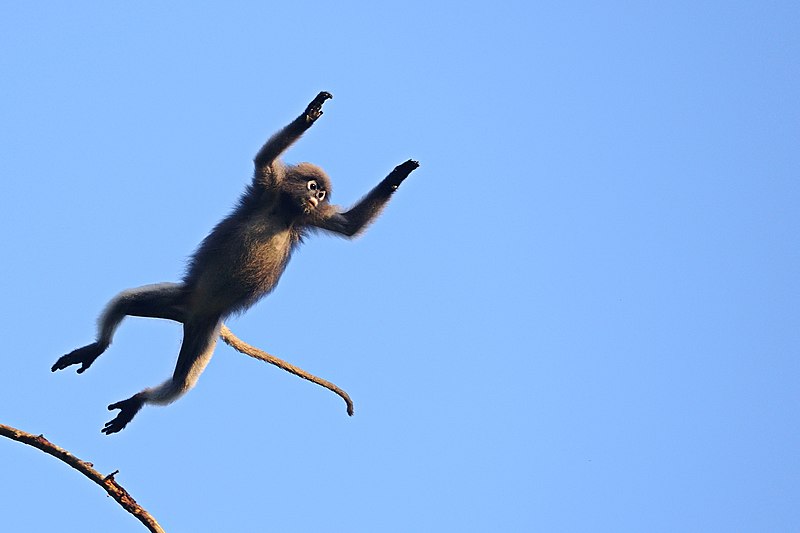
top-left (317, 190), bottom-right (326, 201)
top-left (307, 180), bottom-right (318, 191)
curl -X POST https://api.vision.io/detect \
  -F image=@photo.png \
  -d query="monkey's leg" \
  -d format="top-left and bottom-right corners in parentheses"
top-left (102, 315), bottom-right (220, 434)
top-left (52, 283), bottom-right (187, 374)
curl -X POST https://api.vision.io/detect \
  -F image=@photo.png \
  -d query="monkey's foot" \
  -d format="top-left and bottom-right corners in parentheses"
top-left (51, 342), bottom-right (106, 374)
top-left (103, 394), bottom-right (145, 435)
top-left (305, 91), bottom-right (333, 123)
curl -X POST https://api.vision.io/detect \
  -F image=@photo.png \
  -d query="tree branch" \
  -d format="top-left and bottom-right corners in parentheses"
top-left (218, 324), bottom-right (354, 416)
top-left (0, 423), bottom-right (165, 533)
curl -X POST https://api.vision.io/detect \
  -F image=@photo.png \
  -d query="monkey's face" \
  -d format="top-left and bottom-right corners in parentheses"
top-left (285, 163), bottom-right (332, 215)
top-left (302, 179), bottom-right (328, 213)
top-left (284, 177), bottom-right (330, 215)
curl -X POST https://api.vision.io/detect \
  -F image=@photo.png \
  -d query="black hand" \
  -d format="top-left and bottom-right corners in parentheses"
top-left (386, 159), bottom-right (420, 189)
top-left (304, 91), bottom-right (333, 123)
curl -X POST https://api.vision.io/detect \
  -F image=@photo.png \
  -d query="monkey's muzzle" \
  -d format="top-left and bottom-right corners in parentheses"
top-left (306, 197), bottom-right (319, 210)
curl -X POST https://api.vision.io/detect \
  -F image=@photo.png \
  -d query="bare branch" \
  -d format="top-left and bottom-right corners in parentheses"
top-left (0, 423), bottom-right (165, 533)
top-left (219, 324), bottom-right (354, 416)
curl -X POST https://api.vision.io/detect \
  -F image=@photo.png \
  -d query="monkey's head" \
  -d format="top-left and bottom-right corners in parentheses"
top-left (285, 163), bottom-right (332, 215)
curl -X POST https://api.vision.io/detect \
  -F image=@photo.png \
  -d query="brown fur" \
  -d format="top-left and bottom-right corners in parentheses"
top-left (52, 92), bottom-right (419, 434)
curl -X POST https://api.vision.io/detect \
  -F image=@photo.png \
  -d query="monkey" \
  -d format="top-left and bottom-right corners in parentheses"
top-left (52, 91), bottom-right (419, 434)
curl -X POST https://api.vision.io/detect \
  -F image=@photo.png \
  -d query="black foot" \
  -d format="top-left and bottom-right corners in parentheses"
top-left (305, 91), bottom-right (333, 123)
top-left (102, 394), bottom-right (144, 435)
top-left (51, 342), bottom-right (106, 374)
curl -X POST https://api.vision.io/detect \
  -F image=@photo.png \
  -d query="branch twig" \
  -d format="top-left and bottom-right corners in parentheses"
top-left (219, 324), bottom-right (354, 416)
top-left (0, 423), bottom-right (165, 533)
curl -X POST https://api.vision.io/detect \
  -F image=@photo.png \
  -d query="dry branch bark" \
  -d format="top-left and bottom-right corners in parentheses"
top-left (0, 423), bottom-right (165, 533)
top-left (0, 326), bottom-right (351, 531)
top-left (219, 324), bottom-right (354, 416)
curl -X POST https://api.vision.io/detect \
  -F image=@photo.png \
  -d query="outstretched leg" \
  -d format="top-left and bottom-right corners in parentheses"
top-left (52, 283), bottom-right (187, 373)
top-left (102, 315), bottom-right (220, 434)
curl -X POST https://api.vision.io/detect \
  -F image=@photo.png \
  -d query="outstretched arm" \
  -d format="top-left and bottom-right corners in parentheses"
top-left (313, 159), bottom-right (420, 237)
top-left (254, 91), bottom-right (332, 173)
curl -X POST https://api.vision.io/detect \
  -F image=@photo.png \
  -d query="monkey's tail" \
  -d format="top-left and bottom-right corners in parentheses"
top-left (218, 324), bottom-right (354, 416)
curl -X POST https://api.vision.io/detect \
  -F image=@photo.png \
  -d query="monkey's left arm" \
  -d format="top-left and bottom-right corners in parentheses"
top-left (313, 159), bottom-right (419, 237)
top-left (254, 91), bottom-right (333, 176)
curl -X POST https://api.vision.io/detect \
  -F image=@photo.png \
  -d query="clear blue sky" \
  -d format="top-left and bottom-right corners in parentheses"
top-left (1, 2), bottom-right (798, 532)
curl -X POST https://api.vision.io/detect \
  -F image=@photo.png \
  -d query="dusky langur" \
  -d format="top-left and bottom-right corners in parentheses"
top-left (52, 92), bottom-right (419, 434)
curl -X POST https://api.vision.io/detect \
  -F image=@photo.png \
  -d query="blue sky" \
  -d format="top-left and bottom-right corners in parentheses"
top-left (1, 2), bottom-right (798, 531)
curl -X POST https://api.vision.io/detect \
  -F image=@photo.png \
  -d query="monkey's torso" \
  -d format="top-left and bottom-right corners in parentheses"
top-left (51, 92), bottom-right (420, 435)
top-left (183, 189), bottom-right (307, 317)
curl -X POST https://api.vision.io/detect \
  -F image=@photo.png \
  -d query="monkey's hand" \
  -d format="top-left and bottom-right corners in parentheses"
top-left (51, 342), bottom-right (106, 374)
top-left (304, 91), bottom-right (333, 124)
top-left (103, 394), bottom-right (144, 435)
top-left (385, 159), bottom-right (420, 190)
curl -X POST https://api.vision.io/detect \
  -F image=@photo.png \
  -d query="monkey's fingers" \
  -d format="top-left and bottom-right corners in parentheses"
top-left (397, 159), bottom-right (420, 173)
top-left (102, 396), bottom-right (144, 435)
top-left (51, 342), bottom-right (104, 373)
top-left (101, 417), bottom-right (127, 435)
top-left (387, 159), bottom-right (420, 189)
top-left (311, 91), bottom-right (333, 106)
top-left (304, 91), bottom-right (333, 123)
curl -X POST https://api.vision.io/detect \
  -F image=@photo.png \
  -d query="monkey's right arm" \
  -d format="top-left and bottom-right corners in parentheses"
top-left (253, 91), bottom-right (332, 174)
top-left (314, 159), bottom-right (419, 237)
